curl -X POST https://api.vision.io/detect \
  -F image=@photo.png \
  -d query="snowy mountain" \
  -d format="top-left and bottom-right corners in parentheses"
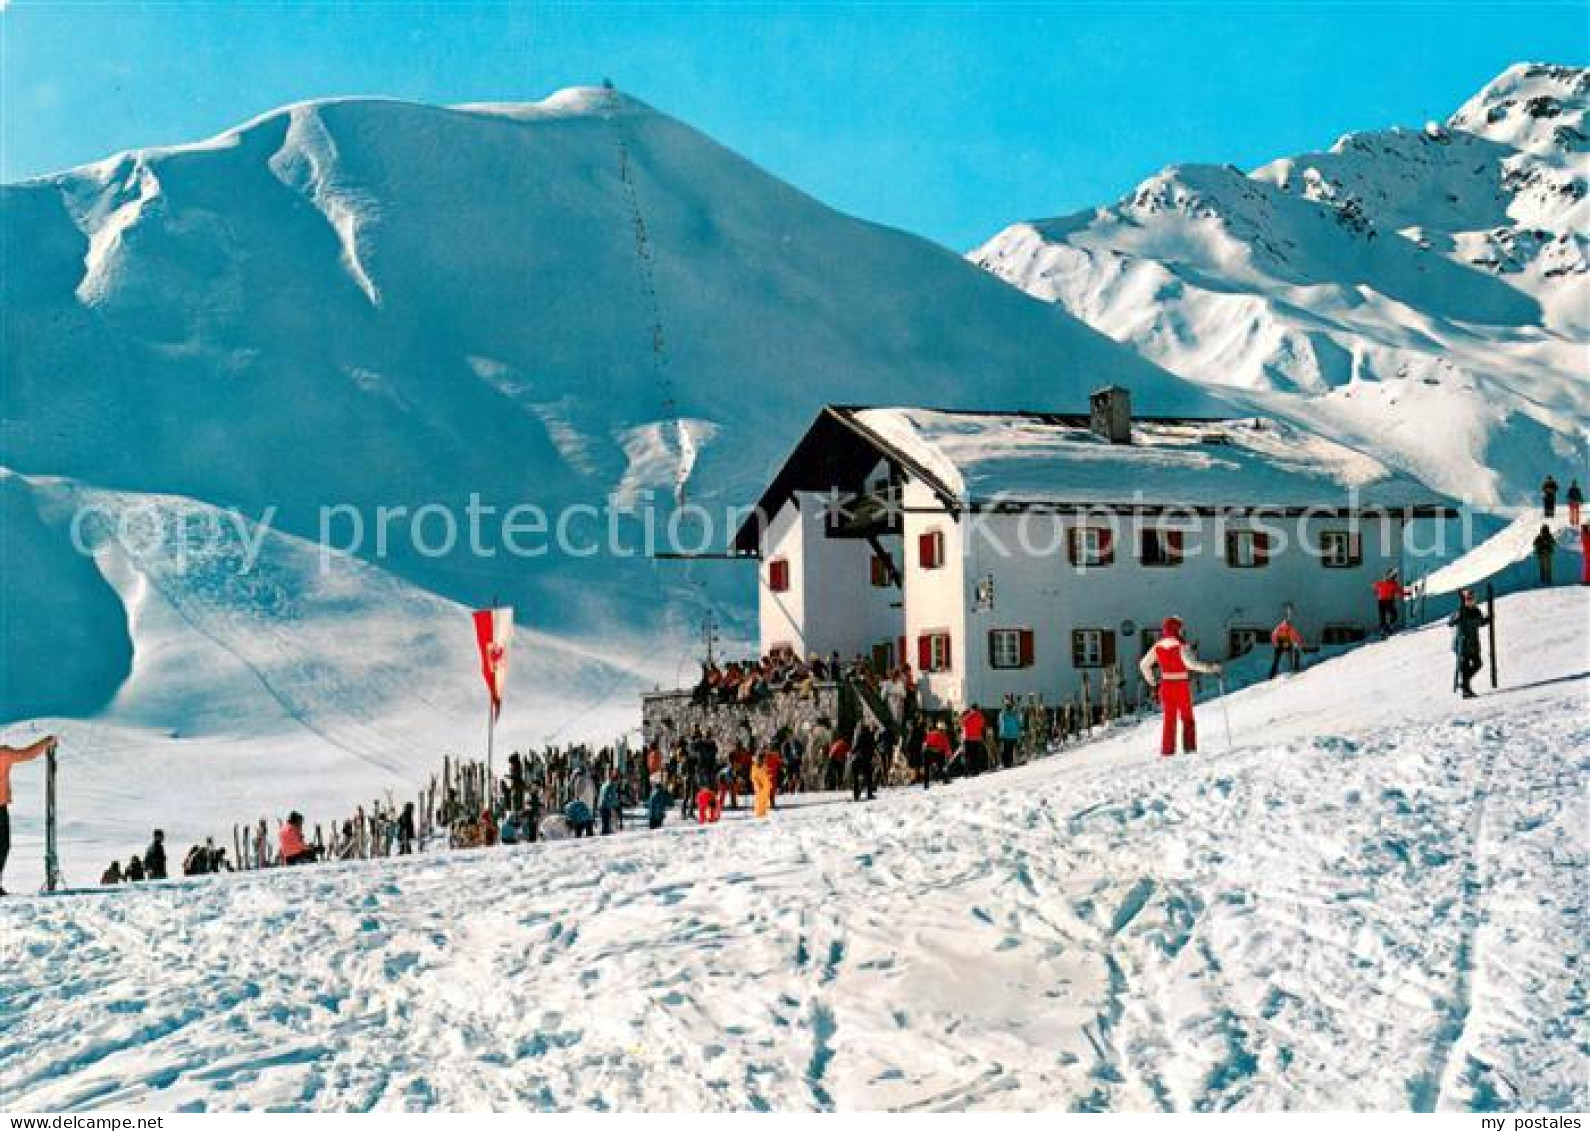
top-left (1, 88), bottom-right (1217, 730)
top-left (972, 63), bottom-right (1589, 508)
top-left (5, 586), bottom-right (1584, 1111)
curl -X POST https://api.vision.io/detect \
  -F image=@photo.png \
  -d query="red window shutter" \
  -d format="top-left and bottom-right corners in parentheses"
top-left (1098, 529), bottom-right (1114, 565)
top-left (769, 559), bottom-right (789, 591)
top-left (940, 633), bottom-right (952, 672)
top-left (919, 531), bottom-right (940, 569)
top-left (898, 636), bottom-right (907, 667)
top-left (918, 634), bottom-right (932, 670)
top-left (1067, 528), bottom-right (1079, 565)
top-left (1101, 630), bottom-right (1117, 667)
top-left (1254, 532), bottom-right (1270, 566)
top-left (1167, 530), bottom-right (1183, 560)
top-left (1019, 628), bottom-right (1035, 668)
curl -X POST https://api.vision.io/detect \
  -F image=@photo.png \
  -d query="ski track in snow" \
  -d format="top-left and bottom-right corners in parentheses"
top-left (2, 590), bottom-right (1586, 1112)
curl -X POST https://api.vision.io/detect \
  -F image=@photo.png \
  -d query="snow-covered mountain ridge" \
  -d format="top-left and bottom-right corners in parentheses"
top-left (2, 86), bottom-right (1217, 726)
top-left (973, 63), bottom-right (1589, 508)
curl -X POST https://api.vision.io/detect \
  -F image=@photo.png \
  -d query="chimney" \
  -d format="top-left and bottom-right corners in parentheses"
top-left (1089, 385), bottom-right (1132, 444)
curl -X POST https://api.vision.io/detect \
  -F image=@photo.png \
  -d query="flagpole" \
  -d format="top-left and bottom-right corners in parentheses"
top-left (486, 700), bottom-right (496, 816)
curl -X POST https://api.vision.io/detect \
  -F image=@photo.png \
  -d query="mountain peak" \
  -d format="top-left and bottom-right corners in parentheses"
top-left (1448, 62), bottom-right (1589, 154)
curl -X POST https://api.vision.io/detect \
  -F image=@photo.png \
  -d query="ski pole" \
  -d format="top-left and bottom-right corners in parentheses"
top-left (1217, 675), bottom-right (1234, 752)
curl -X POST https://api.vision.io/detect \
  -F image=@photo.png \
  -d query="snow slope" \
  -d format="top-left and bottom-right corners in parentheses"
top-left (2, 86), bottom-right (1216, 727)
top-left (973, 64), bottom-right (1589, 509)
top-left (1419, 509), bottom-right (1585, 596)
top-left (3, 588), bottom-right (1583, 1112)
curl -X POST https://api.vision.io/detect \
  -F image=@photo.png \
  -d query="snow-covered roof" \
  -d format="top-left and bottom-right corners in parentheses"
top-left (842, 406), bottom-right (1446, 512)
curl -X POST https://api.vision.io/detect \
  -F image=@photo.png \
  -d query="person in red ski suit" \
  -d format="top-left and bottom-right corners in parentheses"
top-left (1138, 617), bottom-right (1222, 758)
top-left (1373, 570), bottom-right (1407, 637)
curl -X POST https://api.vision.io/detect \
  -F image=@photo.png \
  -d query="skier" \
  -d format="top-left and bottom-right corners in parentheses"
top-left (825, 733), bottom-right (850, 792)
top-left (959, 704), bottom-right (988, 776)
top-left (143, 830), bottom-right (168, 881)
top-left (764, 742), bottom-right (782, 809)
top-left (1137, 617), bottom-right (1222, 758)
top-left (1569, 479), bottom-right (1584, 526)
top-left (182, 842), bottom-right (210, 876)
top-left (279, 812), bottom-right (322, 865)
top-left (997, 695), bottom-right (1023, 768)
top-left (1533, 523), bottom-right (1557, 585)
top-left (1449, 589), bottom-right (1490, 699)
top-left (921, 723), bottom-right (951, 789)
top-left (597, 770), bottom-right (624, 835)
top-left (100, 860), bottom-right (123, 886)
top-left (396, 801), bottom-right (416, 855)
top-left (507, 751), bottom-right (526, 813)
top-left (208, 843), bottom-right (233, 872)
top-left (0, 735), bottom-right (55, 897)
top-left (1373, 569), bottom-right (1405, 637)
top-left (646, 780), bottom-right (672, 830)
top-left (751, 752), bottom-right (773, 818)
top-left (694, 783), bottom-right (721, 825)
top-left (125, 854), bottom-right (146, 882)
top-left (499, 809), bottom-right (526, 845)
top-left (525, 790), bottom-right (543, 844)
top-left (1542, 474), bottom-right (1559, 519)
top-left (779, 729), bottom-right (804, 798)
top-left (563, 796), bottom-right (595, 838)
top-left (1269, 616), bottom-right (1304, 677)
top-left (849, 724), bottom-right (878, 802)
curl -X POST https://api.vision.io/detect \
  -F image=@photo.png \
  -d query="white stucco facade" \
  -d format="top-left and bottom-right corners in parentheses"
top-left (759, 490), bottom-right (902, 664)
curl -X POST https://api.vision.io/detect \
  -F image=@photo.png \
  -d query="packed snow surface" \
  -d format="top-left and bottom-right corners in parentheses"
top-left (851, 408), bottom-right (1438, 508)
top-left (2, 589), bottom-right (1584, 1112)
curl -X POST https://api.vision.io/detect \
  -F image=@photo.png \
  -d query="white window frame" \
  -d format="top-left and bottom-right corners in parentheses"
top-left (989, 628), bottom-right (1024, 670)
top-left (1227, 530), bottom-right (1265, 568)
top-left (1228, 627), bottom-right (1264, 658)
top-left (1321, 623), bottom-right (1367, 645)
top-left (1073, 527), bottom-right (1111, 568)
top-left (1321, 530), bottom-right (1361, 569)
top-left (1072, 628), bottom-right (1105, 668)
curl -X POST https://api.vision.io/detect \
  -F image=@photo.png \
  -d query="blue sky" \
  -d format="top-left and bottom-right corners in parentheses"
top-left (3, 2), bottom-right (1584, 248)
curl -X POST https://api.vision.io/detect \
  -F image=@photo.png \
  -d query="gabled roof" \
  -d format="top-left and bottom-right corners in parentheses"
top-left (734, 404), bottom-right (1453, 554)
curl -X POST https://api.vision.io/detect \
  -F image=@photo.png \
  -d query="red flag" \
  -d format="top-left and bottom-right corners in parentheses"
top-left (472, 607), bottom-right (513, 720)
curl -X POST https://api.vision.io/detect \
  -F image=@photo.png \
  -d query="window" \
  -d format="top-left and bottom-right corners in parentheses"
top-left (1226, 530), bottom-right (1271, 568)
top-left (870, 553), bottom-right (894, 588)
top-left (1228, 627), bottom-right (1265, 658)
top-left (918, 631), bottom-right (952, 673)
top-left (768, 558), bottom-right (790, 592)
top-left (1071, 628), bottom-right (1117, 668)
top-left (1140, 528), bottom-right (1185, 567)
top-left (1067, 526), bottom-right (1115, 568)
top-left (918, 530), bottom-right (945, 570)
top-left (988, 628), bottom-right (1035, 670)
top-left (870, 641), bottom-right (894, 672)
top-left (1321, 531), bottom-right (1362, 568)
top-left (1321, 624), bottom-right (1368, 645)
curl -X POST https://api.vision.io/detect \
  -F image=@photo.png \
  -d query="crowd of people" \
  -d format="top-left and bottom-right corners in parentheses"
top-left (689, 649), bottom-right (915, 709)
